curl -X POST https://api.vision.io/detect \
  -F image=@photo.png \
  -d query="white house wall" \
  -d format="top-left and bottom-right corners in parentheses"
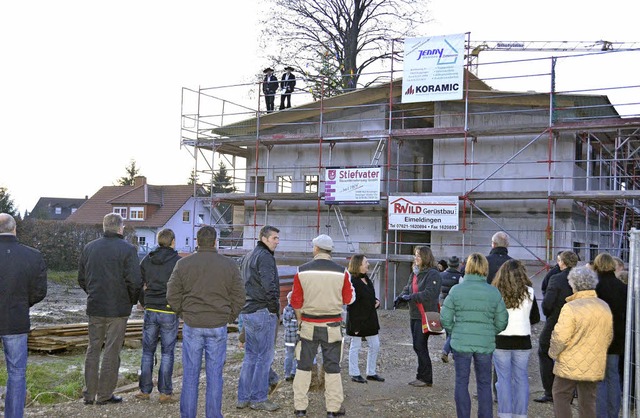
top-left (134, 198), bottom-right (213, 254)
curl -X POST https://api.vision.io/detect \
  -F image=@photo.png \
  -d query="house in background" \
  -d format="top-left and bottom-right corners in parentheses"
top-left (66, 176), bottom-right (227, 254)
top-left (28, 197), bottom-right (88, 220)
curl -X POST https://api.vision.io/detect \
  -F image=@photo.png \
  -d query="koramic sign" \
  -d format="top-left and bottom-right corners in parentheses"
top-left (402, 33), bottom-right (465, 104)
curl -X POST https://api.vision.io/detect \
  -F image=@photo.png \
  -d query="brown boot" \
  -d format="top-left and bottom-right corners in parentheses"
top-left (134, 391), bottom-right (150, 400)
top-left (159, 393), bottom-right (179, 404)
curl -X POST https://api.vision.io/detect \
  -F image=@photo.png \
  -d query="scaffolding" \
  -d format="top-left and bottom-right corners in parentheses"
top-left (180, 37), bottom-right (640, 304)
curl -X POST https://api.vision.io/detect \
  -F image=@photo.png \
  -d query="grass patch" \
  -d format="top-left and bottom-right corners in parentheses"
top-left (47, 270), bottom-right (78, 286)
top-left (0, 348), bottom-right (173, 405)
top-left (0, 357), bottom-right (84, 404)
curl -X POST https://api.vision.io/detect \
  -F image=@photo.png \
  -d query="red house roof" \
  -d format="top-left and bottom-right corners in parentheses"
top-left (66, 177), bottom-right (197, 228)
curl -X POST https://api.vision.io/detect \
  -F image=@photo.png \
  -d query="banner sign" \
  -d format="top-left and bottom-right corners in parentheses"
top-left (324, 166), bottom-right (381, 205)
top-left (388, 195), bottom-right (459, 231)
top-left (402, 33), bottom-right (465, 103)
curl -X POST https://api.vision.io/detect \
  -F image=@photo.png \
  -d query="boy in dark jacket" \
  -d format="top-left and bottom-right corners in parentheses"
top-left (135, 228), bottom-right (181, 403)
top-left (282, 291), bottom-right (298, 381)
top-left (439, 255), bottom-right (462, 362)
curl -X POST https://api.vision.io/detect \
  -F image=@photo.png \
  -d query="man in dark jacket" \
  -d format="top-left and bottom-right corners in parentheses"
top-left (535, 250), bottom-right (579, 403)
top-left (166, 226), bottom-right (245, 418)
top-left (263, 68), bottom-right (278, 113)
top-left (135, 228), bottom-right (181, 403)
top-left (485, 231), bottom-right (513, 283)
top-left (540, 251), bottom-right (563, 297)
top-left (279, 66), bottom-right (296, 110)
top-left (78, 213), bottom-right (142, 405)
top-left (237, 225), bottom-right (281, 412)
top-left (460, 231), bottom-right (512, 284)
top-left (0, 213), bottom-right (47, 417)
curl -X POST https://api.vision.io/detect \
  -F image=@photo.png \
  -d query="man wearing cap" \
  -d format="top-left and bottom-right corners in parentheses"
top-left (262, 68), bottom-right (278, 113)
top-left (291, 234), bottom-right (356, 418)
top-left (439, 255), bottom-right (462, 363)
top-left (279, 66), bottom-right (296, 110)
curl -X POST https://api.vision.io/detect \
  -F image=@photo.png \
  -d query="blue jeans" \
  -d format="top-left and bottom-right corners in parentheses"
top-left (348, 335), bottom-right (380, 376)
top-left (1, 334), bottom-right (28, 418)
top-left (454, 351), bottom-right (493, 418)
top-left (284, 345), bottom-right (298, 377)
top-left (596, 354), bottom-right (621, 418)
top-left (139, 310), bottom-right (179, 394)
top-left (237, 308), bottom-right (277, 403)
top-left (180, 323), bottom-right (227, 418)
top-left (493, 348), bottom-right (530, 418)
top-left (443, 331), bottom-right (452, 355)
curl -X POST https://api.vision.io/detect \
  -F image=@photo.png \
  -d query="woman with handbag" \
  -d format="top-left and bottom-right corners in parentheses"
top-left (396, 246), bottom-right (441, 387)
top-left (491, 259), bottom-right (540, 418)
top-left (441, 253), bottom-right (508, 418)
top-left (346, 254), bottom-right (384, 384)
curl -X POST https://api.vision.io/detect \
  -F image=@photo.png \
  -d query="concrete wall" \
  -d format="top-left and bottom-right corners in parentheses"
top-left (242, 202), bottom-right (386, 254)
top-left (238, 97), bottom-right (616, 269)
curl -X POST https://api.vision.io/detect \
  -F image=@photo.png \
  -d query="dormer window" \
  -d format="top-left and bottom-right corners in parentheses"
top-left (114, 207), bottom-right (127, 218)
top-left (54, 207), bottom-right (62, 215)
top-left (130, 207), bottom-right (144, 220)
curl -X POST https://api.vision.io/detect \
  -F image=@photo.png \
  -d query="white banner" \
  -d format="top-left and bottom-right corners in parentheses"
top-left (388, 195), bottom-right (459, 231)
top-left (324, 167), bottom-right (381, 205)
top-left (402, 34), bottom-right (465, 103)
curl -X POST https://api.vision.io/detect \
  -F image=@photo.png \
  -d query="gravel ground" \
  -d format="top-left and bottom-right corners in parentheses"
top-left (19, 305), bottom-right (561, 418)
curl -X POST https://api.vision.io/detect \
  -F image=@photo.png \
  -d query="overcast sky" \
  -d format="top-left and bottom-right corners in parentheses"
top-left (1, 0), bottom-right (638, 214)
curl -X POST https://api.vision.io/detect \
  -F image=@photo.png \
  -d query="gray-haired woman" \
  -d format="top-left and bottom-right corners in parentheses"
top-left (549, 266), bottom-right (613, 417)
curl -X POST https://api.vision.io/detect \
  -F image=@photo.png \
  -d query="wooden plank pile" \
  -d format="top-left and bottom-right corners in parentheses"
top-left (28, 320), bottom-right (148, 353)
top-left (28, 320), bottom-right (239, 353)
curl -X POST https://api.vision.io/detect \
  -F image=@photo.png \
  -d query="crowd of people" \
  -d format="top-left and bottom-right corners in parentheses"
top-left (0, 212), bottom-right (633, 418)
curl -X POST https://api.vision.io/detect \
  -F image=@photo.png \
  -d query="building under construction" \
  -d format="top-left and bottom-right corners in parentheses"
top-left (180, 38), bottom-right (640, 305)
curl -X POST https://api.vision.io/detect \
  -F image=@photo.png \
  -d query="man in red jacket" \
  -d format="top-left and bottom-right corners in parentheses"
top-left (291, 234), bottom-right (355, 418)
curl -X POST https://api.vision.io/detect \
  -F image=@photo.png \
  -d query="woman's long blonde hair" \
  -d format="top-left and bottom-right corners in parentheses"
top-left (492, 259), bottom-right (532, 309)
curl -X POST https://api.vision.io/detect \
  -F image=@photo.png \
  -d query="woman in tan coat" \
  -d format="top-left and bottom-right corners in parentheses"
top-left (549, 266), bottom-right (613, 418)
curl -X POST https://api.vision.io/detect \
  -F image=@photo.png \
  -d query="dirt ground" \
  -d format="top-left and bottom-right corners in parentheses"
top-left (19, 280), bottom-right (562, 418)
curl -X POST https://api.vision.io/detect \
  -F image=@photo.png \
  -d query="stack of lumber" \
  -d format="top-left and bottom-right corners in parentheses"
top-left (28, 320), bottom-right (239, 353)
top-left (28, 320), bottom-right (148, 352)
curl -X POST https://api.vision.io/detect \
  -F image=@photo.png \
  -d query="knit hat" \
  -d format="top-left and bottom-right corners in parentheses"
top-left (448, 256), bottom-right (460, 268)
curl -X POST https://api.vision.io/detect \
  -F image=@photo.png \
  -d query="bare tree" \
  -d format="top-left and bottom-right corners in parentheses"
top-left (261, 0), bottom-right (430, 95)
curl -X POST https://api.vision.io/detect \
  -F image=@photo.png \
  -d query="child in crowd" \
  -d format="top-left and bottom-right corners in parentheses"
top-left (282, 291), bottom-right (298, 381)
